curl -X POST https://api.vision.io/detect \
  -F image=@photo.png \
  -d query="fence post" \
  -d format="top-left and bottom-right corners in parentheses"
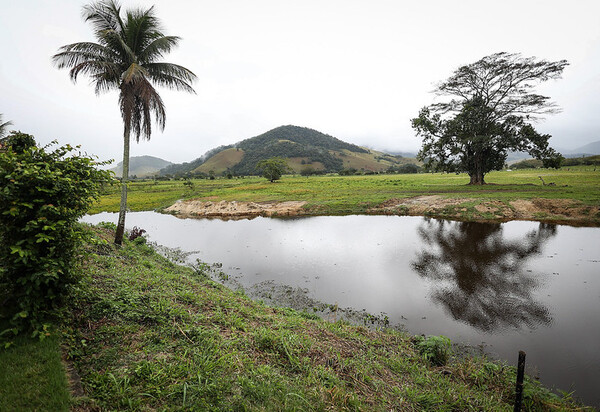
top-left (514, 350), bottom-right (526, 412)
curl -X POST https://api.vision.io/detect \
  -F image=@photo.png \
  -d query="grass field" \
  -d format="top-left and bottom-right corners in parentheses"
top-left (92, 167), bottom-right (600, 219)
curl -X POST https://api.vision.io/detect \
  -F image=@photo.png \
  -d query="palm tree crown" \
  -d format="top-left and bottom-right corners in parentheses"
top-left (0, 114), bottom-right (13, 139)
top-left (53, 0), bottom-right (196, 141)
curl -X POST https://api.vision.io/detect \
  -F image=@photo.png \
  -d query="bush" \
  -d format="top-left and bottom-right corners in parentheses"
top-left (0, 132), bottom-right (112, 337)
top-left (414, 335), bottom-right (452, 366)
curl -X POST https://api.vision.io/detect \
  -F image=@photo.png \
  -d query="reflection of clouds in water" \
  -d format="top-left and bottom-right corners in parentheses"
top-left (411, 219), bottom-right (556, 333)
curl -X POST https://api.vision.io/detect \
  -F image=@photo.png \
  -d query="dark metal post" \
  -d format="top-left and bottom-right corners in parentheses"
top-left (514, 350), bottom-right (526, 412)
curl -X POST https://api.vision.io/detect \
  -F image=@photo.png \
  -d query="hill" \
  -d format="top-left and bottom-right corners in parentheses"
top-left (111, 155), bottom-right (172, 178)
top-left (567, 140), bottom-right (600, 157)
top-left (160, 125), bottom-right (414, 176)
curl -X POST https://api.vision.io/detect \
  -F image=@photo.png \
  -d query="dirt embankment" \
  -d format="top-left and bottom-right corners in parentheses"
top-left (164, 197), bottom-right (600, 226)
top-left (367, 195), bottom-right (600, 226)
top-left (164, 200), bottom-right (308, 220)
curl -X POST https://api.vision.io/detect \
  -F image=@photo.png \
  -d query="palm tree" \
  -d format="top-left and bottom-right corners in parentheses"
top-left (0, 113), bottom-right (13, 139)
top-left (53, 0), bottom-right (196, 244)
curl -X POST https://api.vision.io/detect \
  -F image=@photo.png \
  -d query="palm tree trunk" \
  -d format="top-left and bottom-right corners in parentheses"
top-left (114, 124), bottom-right (131, 245)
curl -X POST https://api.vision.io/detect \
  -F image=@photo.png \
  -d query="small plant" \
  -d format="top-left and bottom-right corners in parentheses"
top-left (128, 226), bottom-right (147, 241)
top-left (414, 335), bottom-right (452, 366)
top-left (183, 179), bottom-right (194, 190)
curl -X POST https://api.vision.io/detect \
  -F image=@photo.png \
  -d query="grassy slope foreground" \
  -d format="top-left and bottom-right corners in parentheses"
top-left (15, 225), bottom-right (583, 411)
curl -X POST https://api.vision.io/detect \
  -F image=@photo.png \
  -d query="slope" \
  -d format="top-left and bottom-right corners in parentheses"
top-left (111, 155), bottom-right (173, 178)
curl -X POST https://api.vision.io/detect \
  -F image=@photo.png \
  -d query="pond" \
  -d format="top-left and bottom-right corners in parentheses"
top-left (82, 212), bottom-right (600, 407)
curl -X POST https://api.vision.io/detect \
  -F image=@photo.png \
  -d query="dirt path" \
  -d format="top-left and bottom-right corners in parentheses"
top-left (164, 197), bottom-right (600, 226)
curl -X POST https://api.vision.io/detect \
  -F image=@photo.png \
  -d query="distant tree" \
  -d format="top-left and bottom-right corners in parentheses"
top-left (300, 166), bottom-right (315, 176)
top-left (0, 114), bottom-right (13, 140)
top-left (256, 157), bottom-right (290, 182)
top-left (412, 52), bottom-right (567, 184)
top-left (53, 0), bottom-right (196, 244)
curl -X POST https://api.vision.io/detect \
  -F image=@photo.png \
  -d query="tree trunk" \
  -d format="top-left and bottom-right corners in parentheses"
top-left (114, 124), bottom-right (131, 245)
top-left (469, 173), bottom-right (485, 185)
top-left (468, 153), bottom-right (486, 185)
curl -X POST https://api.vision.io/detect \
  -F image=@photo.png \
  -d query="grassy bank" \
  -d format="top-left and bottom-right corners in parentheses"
top-left (21, 225), bottom-right (583, 410)
top-left (92, 168), bottom-right (600, 222)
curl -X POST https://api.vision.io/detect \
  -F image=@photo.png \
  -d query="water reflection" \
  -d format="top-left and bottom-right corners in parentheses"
top-left (411, 219), bottom-right (556, 332)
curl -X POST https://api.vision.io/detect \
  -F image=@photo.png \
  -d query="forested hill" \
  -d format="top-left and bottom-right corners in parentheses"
top-left (159, 125), bottom-right (408, 176)
top-left (111, 155), bottom-right (172, 178)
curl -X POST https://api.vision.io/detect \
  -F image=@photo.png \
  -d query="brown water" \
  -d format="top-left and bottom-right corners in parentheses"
top-left (83, 212), bottom-right (600, 407)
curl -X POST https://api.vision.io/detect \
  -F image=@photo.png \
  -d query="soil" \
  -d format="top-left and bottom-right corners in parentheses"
top-left (164, 196), bottom-right (600, 226)
top-left (164, 200), bottom-right (308, 220)
top-left (367, 195), bottom-right (600, 226)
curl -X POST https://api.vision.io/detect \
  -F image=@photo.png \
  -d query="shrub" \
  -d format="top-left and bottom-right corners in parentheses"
top-left (414, 335), bottom-right (452, 366)
top-left (0, 132), bottom-right (112, 337)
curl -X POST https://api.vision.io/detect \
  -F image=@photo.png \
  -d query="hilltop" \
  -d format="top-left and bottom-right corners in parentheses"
top-left (110, 155), bottom-right (172, 178)
top-left (159, 125), bottom-right (415, 176)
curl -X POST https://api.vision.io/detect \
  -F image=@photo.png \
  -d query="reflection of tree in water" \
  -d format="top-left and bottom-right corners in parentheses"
top-left (411, 219), bottom-right (556, 332)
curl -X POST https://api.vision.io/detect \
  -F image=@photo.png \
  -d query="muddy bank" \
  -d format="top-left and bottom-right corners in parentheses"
top-left (164, 197), bottom-right (600, 226)
top-left (164, 200), bottom-right (308, 219)
top-left (368, 195), bottom-right (600, 226)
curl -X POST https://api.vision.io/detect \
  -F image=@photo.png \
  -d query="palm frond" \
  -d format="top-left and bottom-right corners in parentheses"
top-left (145, 63), bottom-right (197, 93)
top-left (83, 0), bottom-right (125, 38)
top-left (139, 36), bottom-right (180, 62)
top-left (0, 114), bottom-right (14, 139)
top-left (52, 42), bottom-right (117, 69)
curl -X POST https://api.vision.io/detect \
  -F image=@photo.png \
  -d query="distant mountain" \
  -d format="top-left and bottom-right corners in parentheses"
top-left (566, 140), bottom-right (600, 157)
top-left (111, 155), bottom-right (173, 178)
top-left (160, 125), bottom-right (417, 177)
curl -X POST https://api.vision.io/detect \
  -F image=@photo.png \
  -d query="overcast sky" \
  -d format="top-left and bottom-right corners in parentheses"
top-left (1, 0), bottom-right (599, 164)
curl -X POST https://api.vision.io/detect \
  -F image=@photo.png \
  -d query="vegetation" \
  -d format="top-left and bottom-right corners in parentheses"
top-left (0, 132), bottom-right (112, 337)
top-left (42, 225), bottom-right (584, 410)
top-left (53, 0), bottom-right (196, 244)
top-left (412, 52), bottom-right (567, 185)
top-left (256, 157), bottom-right (290, 182)
top-left (93, 168), bottom-right (600, 223)
top-left (0, 334), bottom-right (70, 410)
top-left (512, 155), bottom-right (600, 170)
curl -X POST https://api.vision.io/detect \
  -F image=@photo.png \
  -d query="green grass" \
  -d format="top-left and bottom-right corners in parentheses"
top-left (0, 334), bottom-right (70, 411)
top-left (50, 225), bottom-right (589, 410)
top-left (93, 168), bottom-right (600, 217)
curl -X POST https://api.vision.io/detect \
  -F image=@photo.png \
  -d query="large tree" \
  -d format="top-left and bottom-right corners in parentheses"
top-left (53, 0), bottom-right (196, 244)
top-left (412, 52), bottom-right (567, 185)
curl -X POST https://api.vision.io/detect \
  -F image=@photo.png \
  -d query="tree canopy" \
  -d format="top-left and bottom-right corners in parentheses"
top-left (256, 157), bottom-right (290, 182)
top-left (412, 52), bottom-right (568, 184)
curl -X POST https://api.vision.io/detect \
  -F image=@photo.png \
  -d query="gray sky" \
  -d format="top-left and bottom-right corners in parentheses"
top-left (1, 0), bottom-right (599, 164)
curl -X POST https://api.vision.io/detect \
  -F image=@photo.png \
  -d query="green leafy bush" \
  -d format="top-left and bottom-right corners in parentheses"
top-left (414, 335), bottom-right (452, 366)
top-left (0, 132), bottom-right (112, 337)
